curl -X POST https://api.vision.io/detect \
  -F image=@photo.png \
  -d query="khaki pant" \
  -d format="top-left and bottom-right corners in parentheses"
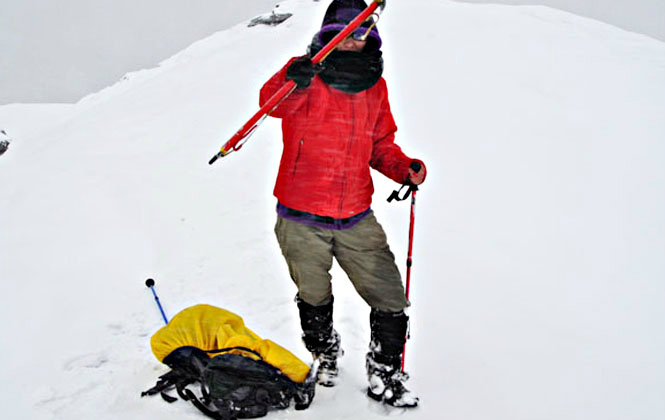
top-left (274, 211), bottom-right (408, 312)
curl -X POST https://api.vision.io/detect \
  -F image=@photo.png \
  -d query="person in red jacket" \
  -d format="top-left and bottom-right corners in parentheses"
top-left (260, 0), bottom-right (425, 407)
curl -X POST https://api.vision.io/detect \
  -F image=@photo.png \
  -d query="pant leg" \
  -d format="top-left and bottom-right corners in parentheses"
top-left (274, 216), bottom-right (335, 306)
top-left (332, 212), bottom-right (408, 312)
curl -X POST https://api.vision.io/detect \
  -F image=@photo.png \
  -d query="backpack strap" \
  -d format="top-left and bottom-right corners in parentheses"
top-left (205, 346), bottom-right (263, 360)
top-left (179, 387), bottom-right (233, 420)
top-left (156, 371), bottom-right (234, 420)
top-left (141, 368), bottom-right (199, 404)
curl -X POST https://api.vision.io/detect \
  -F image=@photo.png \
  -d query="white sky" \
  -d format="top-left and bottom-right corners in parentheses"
top-left (1, 0), bottom-right (663, 105)
top-left (456, 0), bottom-right (665, 40)
top-left (0, 0), bottom-right (278, 104)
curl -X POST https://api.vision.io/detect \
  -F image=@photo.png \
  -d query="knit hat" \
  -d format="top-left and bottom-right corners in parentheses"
top-left (318, 0), bottom-right (382, 51)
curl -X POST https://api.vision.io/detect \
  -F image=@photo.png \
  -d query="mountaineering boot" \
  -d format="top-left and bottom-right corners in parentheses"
top-left (366, 308), bottom-right (419, 407)
top-left (297, 296), bottom-right (343, 387)
top-left (314, 329), bottom-right (342, 386)
top-left (366, 354), bottom-right (419, 408)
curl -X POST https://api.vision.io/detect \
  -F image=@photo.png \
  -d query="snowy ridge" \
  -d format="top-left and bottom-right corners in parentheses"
top-left (1, 1), bottom-right (664, 419)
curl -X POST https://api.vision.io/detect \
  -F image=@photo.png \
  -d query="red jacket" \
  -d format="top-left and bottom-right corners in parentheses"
top-left (260, 58), bottom-right (418, 219)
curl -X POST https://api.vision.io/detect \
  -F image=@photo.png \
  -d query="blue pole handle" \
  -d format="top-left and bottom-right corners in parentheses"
top-left (145, 278), bottom-right (169, 324)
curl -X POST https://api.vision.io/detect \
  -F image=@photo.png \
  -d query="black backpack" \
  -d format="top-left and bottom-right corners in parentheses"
top-left (142, 345), bottom-right (316, 419)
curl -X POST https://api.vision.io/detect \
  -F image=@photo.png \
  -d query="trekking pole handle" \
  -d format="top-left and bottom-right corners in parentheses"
top-left (145, 278), bottom-right (169, 325)
top-left (387, 162), bottom-right (421, 203)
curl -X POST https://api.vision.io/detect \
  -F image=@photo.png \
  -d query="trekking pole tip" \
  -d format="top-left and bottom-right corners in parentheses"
top-left (145, 278), bottom-right (155, 288)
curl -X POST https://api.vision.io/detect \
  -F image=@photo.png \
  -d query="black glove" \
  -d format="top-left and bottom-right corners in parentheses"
top-left (286, 56), bottom-right (315, 89)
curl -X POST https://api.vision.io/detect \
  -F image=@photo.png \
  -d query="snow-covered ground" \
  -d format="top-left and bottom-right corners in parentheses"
top-left (1, 1), bottom-right (664, 419)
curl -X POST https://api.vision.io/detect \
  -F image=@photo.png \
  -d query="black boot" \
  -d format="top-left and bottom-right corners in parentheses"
top-left (297, 296), bottom-right (343, 387)
top-left (366, 309), bottom-right (419, 408)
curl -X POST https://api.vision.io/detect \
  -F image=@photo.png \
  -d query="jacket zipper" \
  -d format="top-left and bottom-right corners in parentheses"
top-left (338, 98), bottom-right (356, 216)
top-left (292, 138), bottom-right (304, 177)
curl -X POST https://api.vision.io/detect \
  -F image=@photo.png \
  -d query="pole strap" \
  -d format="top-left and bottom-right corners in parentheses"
top-left (387, 183), bottom-right (418, 202)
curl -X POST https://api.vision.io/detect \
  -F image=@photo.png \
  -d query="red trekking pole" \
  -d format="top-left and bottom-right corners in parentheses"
top-left (208, 0), bottom-right (387, 165)
top-left (402, 189), bottom-right (416, 372)
top-left (387, 162), bottom-right (420, 372)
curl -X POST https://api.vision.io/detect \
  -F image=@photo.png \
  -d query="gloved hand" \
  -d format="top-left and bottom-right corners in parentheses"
top-left (408, 160), bottom-right (427, 185)
top-left (286, 56), bottom-right (315, 89)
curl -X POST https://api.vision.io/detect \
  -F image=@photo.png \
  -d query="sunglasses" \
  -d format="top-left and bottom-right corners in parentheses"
top-left (351, 16), bottom-right (379, 41)
top-left (349, 27), bottom-right (373, 41)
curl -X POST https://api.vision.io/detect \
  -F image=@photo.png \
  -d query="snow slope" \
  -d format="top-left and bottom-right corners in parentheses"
top-left (1, 1), bottom-right (664, 419)
top-left (0, 104), bottom-right (75, 141)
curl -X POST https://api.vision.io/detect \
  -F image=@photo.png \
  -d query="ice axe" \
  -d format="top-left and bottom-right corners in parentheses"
top-left (208, 0), bottom-right (387, 164)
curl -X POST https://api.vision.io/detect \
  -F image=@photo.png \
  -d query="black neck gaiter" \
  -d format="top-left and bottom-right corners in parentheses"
top-left (317, 49), bottom-right (383, 93)
top-left (308, 36), bottom-right (384, 94)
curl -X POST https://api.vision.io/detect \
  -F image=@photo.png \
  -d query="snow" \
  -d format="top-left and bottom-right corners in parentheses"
top-left (1, 1), bottom-right (664, 419)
